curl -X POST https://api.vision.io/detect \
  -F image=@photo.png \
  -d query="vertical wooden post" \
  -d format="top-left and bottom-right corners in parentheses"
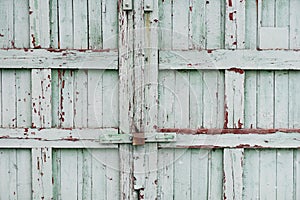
top-left (223, 69), bottom-right (245, 200)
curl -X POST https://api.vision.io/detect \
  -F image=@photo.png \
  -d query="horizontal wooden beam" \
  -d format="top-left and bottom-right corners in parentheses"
top-left (159, 132), bottom-right (300, 149)
top-left (0, 49), bottom-right (118, 69)
top-left (0, 128), bottom-right (118, 148)
top-left (159, 50), bottom-right (300, 70)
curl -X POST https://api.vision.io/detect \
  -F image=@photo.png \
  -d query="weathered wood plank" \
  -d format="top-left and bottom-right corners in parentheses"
top-left (189, 0), bottom-right (206, 49)
top-left (275, 71), bottom-right (288, 128)
top-left (224, 70), bottom-right (244, 128)
top-left (225, 0), bottom-right (237, 49)
top-left (102, 0), bottom-right (118, 49)
top-left (244, 71), bottom-right (257, 128)
top-left (16, 70), bottom-right (31, 127)
top-left (52, 149), bottom-right (61, 199)
top-left (82, 150), bottom-right (92, 200)
top-left (208, 150), bottom-right (223, 199)
top-left (106, 149), bottom-right (119, 200)
top-left (174, 71), bottom-right (189, 128)
top-left (159, 132), bottom-right (300, 149)
top-left (29, 0), bottom-right (50, 48)
top-left (275, 0), bottom-right (289, 28)
top-left (295, 150), bottom-right (300, 199)
top-left (245, 0), bottom-right (257, 49)
top-left (14, 0), bottom-right (30, 48)
top-left (102, 70), bottom-right (118, 127)
top-left (58, 0), bottom-right (73, 48)
top-left (290, 0), bottom-right (300, 49)
top-left (73, 0), bottom-right (88, 49)
top-left (261, 0), bottom-right (275, 27)
top-left (0, 149), bottom-right (17, 200)
top-left (2, 70), bottom-right (16, 128)
top-left (174, 149), bottom-right (191, 200)
top-left (91, 149), bottom-right (106, 200)
top-left (17, 150), bottom-right (32, 200)
top-left (257, 71), bottom-right (274, 128)
top-left (32, 147), bottom-right (52, 200)
top-left (236, 0), bottom-right (245, 49)
top-left (203, 71), bottom-right (219, 128)
top-left (173, 0), bottom-right (189, 49)
top-left (289, 71), bottom-right (300, 128)
top-left (74, 70), bottom-right (88, 128)
top-left (158, 149), bottom-right (174, 199)
top-left (191, 149), bottom-right (209, 200)
top-left (88, 0), bottom-right (102, 49)
top-left (189, 71), bottom-right (203, 128)
top-left (158, 0), bottom-right (172, 49)
top-left (243, 150), bottom-right (260, 200)
top-left (276, 150), bottom-right (294, 200)
top-left (206, 0), bottom-right (224, 49)
top-left (260, 150), bottom-right (276, 199)
top-left (60, 150), bottom-right (78, 200)
top-left (159, 50), bottom-right (300, 70)
top-left (158, 71), bottom-right (175, 128)
top-left (0, 0), bottom-right (14, 48)
top-left (223, 148), bottom-right (244, 200)
top-left (32, 69), bottom-right (52, 128)
top-left (50, 0), bottom-right (58, 48)
top-left (88, 70), bottom-right (103, 128)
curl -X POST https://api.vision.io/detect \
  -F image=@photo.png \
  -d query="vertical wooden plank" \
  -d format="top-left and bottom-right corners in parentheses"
top-left (190, 0), bottom-right (206, 49)
top-left (208, 149), bottom-right (223, 200)
top-left (257, 71), bottom-right (274, 128)
top-left (191, 149), bottom-right (209, 200)
top-left (88, 70), bottom-right (103, 128)
top-left (244, 71), bottom-right (257, 128)
top-left (2, 70), bottom-right (16, 128)
top-left (102, 0), bottom-right (118, 49)
top-left (73, 70), bottom-right (88, 128)
top-left (261, 0), bottom-right (275, 27)
top-left (275, 71), bottom-right (288, 128)
top-left (223, 149), bottom-right (244, 200)
top-left (275, 0), bottom-right (289, 27)
top-left (60, 150), bottom-right (78, 200)
top-left (51, 70), bottom-right (59, 127)
top-left (16, 70), bottom-right (31, 127)
top-left (260, 150), bottom-right (277, 200)
top-left (174, 149), bottom-right (191, 200)
top-left (158, 0), bottom-right (172, 49)
top-left (189, 71), bottom-right (203, 128)
top-left (243, 150), bottom-right (260, 200)
top-left (158, 71), bottom-right (175, 128)
top-left (290, 0), bottom-right (300, 49)
top-left (91, 150), bottom-right (106, 200)
top-left (106, 149), bottom-right (119, 200)
top-left (17, 150), bottom-right (32, 200)
top-left (29, 0), bottom-right (50, 48)
top-left (173, 0), bottom-right (189, 49)
top-left (295, 150), bottom-right (300, 199)
top-left (102, 70), bottom-right (118, 127)
top-left (206, 0), bottom-right (224, 49)
top-left (81, 150), bottom-right (92, 200)
top-left (225, 0), bottom-right (237, 49)
top-left (89, 0), bottom-right (102, 49)
top-left (174, 71), bottom-right (189, 128)
top-left (14, 0), bottom-right (30, 48)
top-left (289, 71), bottom-right (300, 128)
top-left (52, 149), bottom-right (61, 200)
top-left (203, 71), bottom-right (218, 128)
top-left (158, 149), bottom-right (174, 200)
top-left (245, 0), bottom-right (257, 49)
top-left (119, 0), bottom-right (134, 199)
top-left (0, 0), bottom-right (14, 48)
top-left (59, 70), bottom-right (74, 128)
top-left (0, 150), bottom-right (17, 200)
top-left (58, 0), bottom-right (73, 48)
top-left (236, 0), bottom-right (245, 49)
top-left (50, 0), bottom-right (58, 48)
top-left (217, 71), bottom-right (225, 128)
top-left (224, 70), bottom-right (245, 128)
top-left (73, 0), bottom-right (88, 49)
top-left (276, 150), bottom-right (293, 200)
top-left (32, 147), bottom-right (52, 200)
top-left (32, 69), bottom-right (52, 128)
